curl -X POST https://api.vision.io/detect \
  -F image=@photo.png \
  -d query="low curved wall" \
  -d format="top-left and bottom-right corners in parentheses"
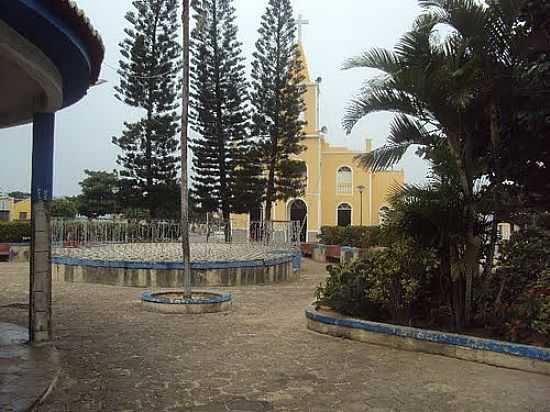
top-left (305, 305), bottom-right (550, 376)
top-left (52, 255), bottom-right (296, 288)
top-left (141, 291), bottom-right (232, 314)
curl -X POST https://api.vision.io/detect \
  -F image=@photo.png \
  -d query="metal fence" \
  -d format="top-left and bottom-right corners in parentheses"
top-left (50, 218), bottom-right (301, 255)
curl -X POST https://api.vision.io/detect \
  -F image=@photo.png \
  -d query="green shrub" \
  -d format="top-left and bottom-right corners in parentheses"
top-left (316, 240), bottom-right (438, 323)
top-left (490, 227), bottom-right (550, 344)
top-left (0, 221), bottom-right (31, 243)
top-left (319, 225), bottom-right (386, 248)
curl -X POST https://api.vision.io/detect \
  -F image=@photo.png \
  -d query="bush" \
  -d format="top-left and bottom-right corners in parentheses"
top-left (0, 221), bottom-right (31, 243)
top-left (490, 227), bottom-right (550, 344)
top-left (319, 225), bottom-right (386, 248)
top-left (316, 240), bottom-right (438, 323)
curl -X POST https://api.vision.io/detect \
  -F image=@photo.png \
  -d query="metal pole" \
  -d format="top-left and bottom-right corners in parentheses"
top-left (360, 192), bottom-right (363, 226)
top-left (180, 0), bottom-right (192, 297)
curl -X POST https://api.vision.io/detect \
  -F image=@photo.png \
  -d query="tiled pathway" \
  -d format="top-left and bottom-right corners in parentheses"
top-left (1, 261), bottom-right (549, 411)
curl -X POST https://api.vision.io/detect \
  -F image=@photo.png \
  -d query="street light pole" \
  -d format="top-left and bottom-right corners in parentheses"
top-left (357, 185), bottom-right (365, 226)
top-left (180, 0), bottom-right (192, 298)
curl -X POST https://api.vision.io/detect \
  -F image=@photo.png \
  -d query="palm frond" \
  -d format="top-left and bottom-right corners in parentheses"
top-left (342, 48), bottom-right (400, 73)
top-left (418, 0), bottom-right (488, 50)
top-left (342, 87), bottom-right (422, 134)
top-left (355, 143), bottom-right (411, 172)
top-left (388, 114), bottom-right (433, 145)
top-left (355, 114), bottom-right (437, 171)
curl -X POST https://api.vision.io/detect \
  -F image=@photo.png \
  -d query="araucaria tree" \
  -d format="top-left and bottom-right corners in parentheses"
top-left (251, 0), bottom-right (307, 221)
top-left (189, 0), bottom-right (262, 219)
top-left (114, 0), bottom-right (181, 219)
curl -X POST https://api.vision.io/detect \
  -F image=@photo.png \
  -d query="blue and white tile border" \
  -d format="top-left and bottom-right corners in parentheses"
top-left (305, 304), bottom-right (550, 376)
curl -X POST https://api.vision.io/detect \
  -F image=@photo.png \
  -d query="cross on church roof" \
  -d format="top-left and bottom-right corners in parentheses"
top-left (297, 14), bottom-right (309, 43)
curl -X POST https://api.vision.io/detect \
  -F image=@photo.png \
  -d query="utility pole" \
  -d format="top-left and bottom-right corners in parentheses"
top-left (180, 0), bottom-right (192, 298)
top-left (357, 185), bottom-right (365, 226)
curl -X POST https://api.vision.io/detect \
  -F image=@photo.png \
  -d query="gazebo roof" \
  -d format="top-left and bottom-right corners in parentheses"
top-left (47, 0), bottom-right (105, 84)
top-left (0, 0), bottom-right (105, 128)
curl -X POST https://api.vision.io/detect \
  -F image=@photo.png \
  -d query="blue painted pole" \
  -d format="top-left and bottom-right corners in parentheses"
top-left (30, 112), bottom-right (55, 343)
top-left (31, 113), bottom-right (55, 201)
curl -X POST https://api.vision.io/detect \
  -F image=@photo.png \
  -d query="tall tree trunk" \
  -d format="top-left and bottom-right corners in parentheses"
top-left (180, 0), bottom-right (192, 297)
top-left (447, 130), bottom-right (480, 327)
top-left (463, 214), bottom-right (481, 326)
top-left (212, 1), bottom-right (230, 242)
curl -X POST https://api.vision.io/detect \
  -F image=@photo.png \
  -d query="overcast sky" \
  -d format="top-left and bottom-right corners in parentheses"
top-left (0, 0), bottom-right (429, 196)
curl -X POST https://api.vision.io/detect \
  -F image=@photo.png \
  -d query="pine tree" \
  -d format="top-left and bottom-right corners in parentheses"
top-left (114, 0), bottom-right (181, 220)
top-left (251, 0), bottom-right (306, 221)
top-left (189, 0), bottom-right (262, 221)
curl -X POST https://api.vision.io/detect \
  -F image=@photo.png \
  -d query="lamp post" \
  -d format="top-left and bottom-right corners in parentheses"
top-left (357, 185), bottom-right (365, 226)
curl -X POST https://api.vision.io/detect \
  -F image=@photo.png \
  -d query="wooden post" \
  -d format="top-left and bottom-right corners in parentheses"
top-left (30, 112), bottom-right (55, 343)
top-left (180, 0), bottom-right (192, 298)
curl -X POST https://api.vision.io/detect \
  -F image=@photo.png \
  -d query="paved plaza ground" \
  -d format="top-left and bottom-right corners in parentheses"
top-left (1, 260), bottom-right (549, 411)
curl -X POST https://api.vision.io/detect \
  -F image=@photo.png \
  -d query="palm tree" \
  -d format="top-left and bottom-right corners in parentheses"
top-left (343, 0), bottom-right (524, 325)
top-left (386, 175), bottom-right (470, 327)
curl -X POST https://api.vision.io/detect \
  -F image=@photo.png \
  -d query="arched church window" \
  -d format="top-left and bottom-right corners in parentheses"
top-left (336, 166), bottom-right (353, 194)
top-left (337, 203), bottom-right (352, 227)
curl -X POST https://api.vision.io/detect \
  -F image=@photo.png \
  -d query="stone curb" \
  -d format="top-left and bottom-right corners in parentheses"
top-left (142, 291), bottom-right (232, 305)
top-left (305, 305), bottom-right (550, 376)
top-left (141, 291), bottom-right (232, 314)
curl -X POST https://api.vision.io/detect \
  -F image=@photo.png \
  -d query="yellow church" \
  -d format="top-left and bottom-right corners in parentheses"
top-left (233, 36), bottom-right (404, 242)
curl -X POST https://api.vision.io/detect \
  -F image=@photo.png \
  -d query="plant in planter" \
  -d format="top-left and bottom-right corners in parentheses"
top-left (316, 239), bottom-right (438, 323)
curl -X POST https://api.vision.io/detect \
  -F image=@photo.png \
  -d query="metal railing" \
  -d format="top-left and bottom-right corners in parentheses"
top-left (50, 219), bottom-right (301, 259)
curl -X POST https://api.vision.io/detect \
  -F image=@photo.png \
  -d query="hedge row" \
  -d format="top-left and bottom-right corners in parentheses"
top-left (318, 225), bottom-right (386, 249)
top-left (0, 221), bottom-right (31, 243)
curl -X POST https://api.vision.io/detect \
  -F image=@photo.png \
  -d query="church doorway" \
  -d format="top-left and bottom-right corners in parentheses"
top-left (288, 199), bottom-right (307, 242)
top-left (337, 203), bottom-right (352, 227)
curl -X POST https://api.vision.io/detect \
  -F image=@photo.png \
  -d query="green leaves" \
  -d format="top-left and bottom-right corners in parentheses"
top-left (189, 0), bottom-right (261, 216)
top-left (251, 0), bottom-right (307, 215)
top-left (316, 240), bottom-right (438, 323)
top-left (0, 222), bottom-right (31, 243)
top-left (318, 225), bottom-right (387, 249)
top-left (114, 0), bottom-right (182, 219)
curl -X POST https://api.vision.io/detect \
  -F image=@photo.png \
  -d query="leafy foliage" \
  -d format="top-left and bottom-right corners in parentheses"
top-left (316, 240), bottom-right (438, 323)
top-left (189, 0), bottom-right (263, 217)
top-left (486, 227), bottom-right (550, 344)
top-left (318, 226), bottom-right (387, 248)
top-left (0, 222), bottom-right (31, 243)
top-left (50, 197), bottom-right (78, 219)
top-left (113, 0), bottom-right (181, 219)
top-left (8, 192), bottom-right (30, 200)
top-left (77, 170), bottom-right (120, 218)
top-left (251, 0), bottom-right (307, 220)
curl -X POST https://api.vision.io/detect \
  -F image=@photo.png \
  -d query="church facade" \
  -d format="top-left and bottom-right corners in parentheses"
top-left (234, 40), bottom-right (404, 242)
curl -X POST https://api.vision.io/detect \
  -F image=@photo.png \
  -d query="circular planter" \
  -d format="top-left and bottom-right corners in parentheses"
top-left (141, 291), bottom-right (232, 314)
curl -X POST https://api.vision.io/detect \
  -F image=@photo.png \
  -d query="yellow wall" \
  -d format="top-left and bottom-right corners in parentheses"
top-left (372, 171), bottom-right (404, 224)
top-left (10, 198), bottom-right (31, 221)
top-left (269, 136), bottom-right (404, 238)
